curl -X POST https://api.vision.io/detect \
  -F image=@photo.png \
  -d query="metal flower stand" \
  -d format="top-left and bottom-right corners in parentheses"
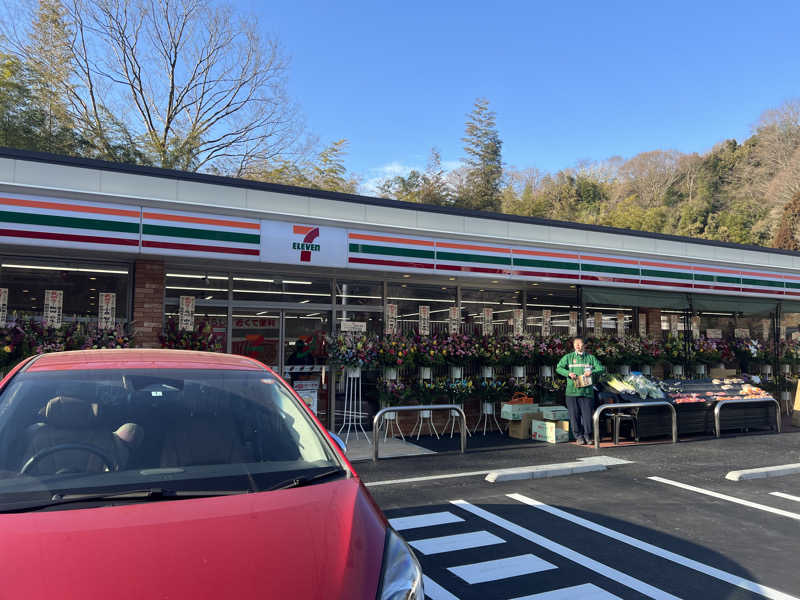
top-left (443, 404), bottom-right (471, 438)
top-left (410, 409), bottom-right (440, 440)
top-left (379, 411), bottom-right (405, 441)
top-left (473, 401), bottom-right (501, 435)
top-left (337, 367), bottom-right (370, 444)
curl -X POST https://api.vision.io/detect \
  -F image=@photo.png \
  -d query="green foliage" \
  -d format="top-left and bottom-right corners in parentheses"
top-left (377, 148), bottom-right (451, 205)
top-left (455, 98), bottom-right (503, 212)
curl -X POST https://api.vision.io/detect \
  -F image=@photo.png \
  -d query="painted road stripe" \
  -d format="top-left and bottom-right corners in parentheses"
top-left (770, 492), bottom-right (800, 504)
top-left (389, 512), bottom-right (465, 531)
top-left (452, 499), bottom-right (680, 600)
top-left (422, 575), bottom-right (459, 600)
top-left (409, 531), bottom-right (505, 555)
top-left (510, 491), bottom-right (800, 600)
top-left (648, 476), bottom-right (800, 523)
top-left (512, 583), bottom-right (623, 600)
top-left (448, 554), bottom-right (556, 584)
top-left (365, 469), bottom-right (493, 487)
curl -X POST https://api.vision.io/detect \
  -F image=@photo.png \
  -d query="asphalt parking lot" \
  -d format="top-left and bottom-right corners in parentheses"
top-left (356, 428), bottom-right (800, 600)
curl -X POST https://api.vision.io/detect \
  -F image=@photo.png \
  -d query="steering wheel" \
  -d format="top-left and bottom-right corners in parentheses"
top-left (20, 443), bottom-right (117, 475)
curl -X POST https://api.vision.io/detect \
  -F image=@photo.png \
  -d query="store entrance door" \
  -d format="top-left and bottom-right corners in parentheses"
top-left (281, 310), bottom-right (331, 421)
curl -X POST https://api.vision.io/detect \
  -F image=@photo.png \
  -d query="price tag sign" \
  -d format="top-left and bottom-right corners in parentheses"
top-left (617, 312), bottom-right (626, 337)
top-left (734, 328), bottom-right (750, 339)
top-left (691, 316), bottom-right (700, 339)
top-left (569, 311), bottom-right (578, 337)
top-left (762, 319), bottom-right (770, 341)
top-left (542, 309), bottom-right (551, 336)
top-left (419, 305), bottom-right (430, 335)
top-left (482, 307), bottom-right (493, 336)
top-left (0, 288), bottom-right (7, 327)
top-left (706, 329), bottom-right (722, 340)
top-left (98, 292), bottom-right (116, 330)
top-left (448, 306), bottom-right (460, 334)
top-left (341, 321), bottom-right (366, 333)
top-left (178, 295), bottom-right (195, 331)
top-left (594, 312), bottom-right (603, 338)
top-left (669, 314), bottom-right (679, 334)
top-left (513, 308), bottom-right (524, 336)
top-left (385, 303), bottom-right (398, 335)
top-left (43, 290), bottom-right (63, 328)
top-left (638, 314), bottom-right (647, 338)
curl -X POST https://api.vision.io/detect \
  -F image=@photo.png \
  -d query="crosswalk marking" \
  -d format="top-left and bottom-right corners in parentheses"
top-left (452, 499), bottom-right (680, 600)
top-left (422, 575), bottom-right (460, 600)
top-left (410, 530), bottom-right (505, 555)
top-left (448, 553), bottom-right (557, 584)
top-left (770, 492), bottom-right (800, 504)
top-left (511, 583), bottom-right (623, 600)
top-left (389, 511), bottom-right (464, 531)
top-left (510, 491), bottom-right (800, 600)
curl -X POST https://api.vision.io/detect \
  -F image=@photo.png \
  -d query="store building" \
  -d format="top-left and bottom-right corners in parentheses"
top-left (1, 147), bottom-right (799, 428)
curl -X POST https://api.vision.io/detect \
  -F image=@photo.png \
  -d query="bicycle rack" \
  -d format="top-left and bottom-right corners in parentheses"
top-left (592, 401), bottom-right (677, 449)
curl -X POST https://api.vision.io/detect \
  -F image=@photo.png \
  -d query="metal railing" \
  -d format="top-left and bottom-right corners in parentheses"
top-left (714, 397), bottom-right (781, 438)
top-left (592, 401), bottom-right (677, 449)
top-left (372, 405), bottom-right (467, 462)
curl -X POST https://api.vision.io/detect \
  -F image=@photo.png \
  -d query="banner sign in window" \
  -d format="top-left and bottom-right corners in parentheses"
top-left (762, 319), bottom-right (770, 341)
top-left (513, 309), bottom-right (524, 336)
top-left (385, 303), bottom-right (398, 335)
top-left (616, 312), bottom-right (626, 337)
top-left (706, 329), bottom-right (722, 339)
top-left (638, 314), bottom-right (647, 338)
top-left (669, 314), bottom-right (679, 334)
top-left (482, 307), bottom-right (493, 336)
top-left (569, 311), bottom-right (578, 337)
top-left (691, 316), bottom-right (700, 339)
top-left (448, 306), bottom-right (460, 334)
top-left (98, 292), bottom-right (116, 329)
top-left (419, 305), bottom-right (430, 335)
top-left (594, 312), bottom-right (603, 338)
top-left (340, 320), bottom-right (366, 333)
top-left (734, 328), bottom-right (750, 339)
top-left (0, 288), bottom-right (7, 327)
top-left (780, 326), bottom-right (787, 341)
top-left (178, 295), bottom-right (195, 331)
top-left (542, 309), bottom-right (551, 336)
top-left (43, 290), bottom-right (63, 328)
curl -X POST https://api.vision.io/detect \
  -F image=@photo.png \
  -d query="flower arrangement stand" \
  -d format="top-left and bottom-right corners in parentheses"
top-left (379, 411), bottom-right (404, 441)
top-left (473, 401), bottom-right (502, 435)
top-left (443, 404), bottom-right (471, 439)
top-left (410, 409), bottom-right (440, 440)
top-left (337, 367), bottom-right (370, 445)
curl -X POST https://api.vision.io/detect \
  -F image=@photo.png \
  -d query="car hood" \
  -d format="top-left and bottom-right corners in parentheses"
top-left (0, 477), bottom-right (386, 600)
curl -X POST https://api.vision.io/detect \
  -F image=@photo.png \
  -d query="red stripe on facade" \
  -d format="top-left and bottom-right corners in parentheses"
top-left (514, 270), bottom-right (579, 280)
top-left (580, 275), bottom-right (640, 284)
top-left (784, 290), bottom-right (800, 296)
top-left (435, 264), bottom-right (510, 275)
top-left (692, 284), bottom-right (742, 292)
top-left (639, 279), bottom-right (693, 289)
top-left (142, 240), bottom-right (259, 255)
top-left (740, 287), bottom-right (784, 295)
top-left (348, 257), bottom-right (435, 270)
top-left (0, 228), bottom-right (138, 247)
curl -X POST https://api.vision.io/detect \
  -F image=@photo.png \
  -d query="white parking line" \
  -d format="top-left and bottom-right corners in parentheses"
top-left (410, 531), bottom-right (505, 555)
top-left (448, 554), bottom-right (557, 584)
top-left (511, 583), bottom-right (623, 600)
top-left (509, 492), bottom-right (800, 600)
top-left (451, 499), bottom-right (681, 600)
top-left (365, 469), bottom-right (492, 487)
top-left (422, 575), bottom-right (459, 600)
top-left (770, 492), bottom-right (800, 504)
top-left (648, 476), bottom-right (800, 522)
top-left (389, 511), bottom-right (464, 531)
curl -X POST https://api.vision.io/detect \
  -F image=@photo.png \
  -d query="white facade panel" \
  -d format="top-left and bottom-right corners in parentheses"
top-left (245, 189), bottom-right (310, 215)
top-left (654, 239), bottom-right (686, 257)
top-left (506, 222), bottom-right (551, 244)
top-left (177, 180), bottom-right (247, 208)
top-left (15, 161), bottom-right (100, 193)
top-left (464, 215), bottom-right (508, 238)
top-left (307, 197), bottom-right (366, 221)
top-left (416, 210), bottom-right (465, 234)
top-left (366, 204), bottom-right (417, 228)
top-left (0, 158), bottom-right (14, 184)
top-left (100, 171), bottom-right (178, 202)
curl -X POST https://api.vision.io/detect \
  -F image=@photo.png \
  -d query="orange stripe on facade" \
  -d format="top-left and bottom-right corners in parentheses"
top-left (294, 225), bottom-right (315, 235)
top-left (513, 248), bottom-right (579, 260)
top-left (348, 232), bottom-right (434, 247)
top-left (0, 196), bottom-right (139, 218)
top-left (639, 260), bottom-right (688, 269)
top-left (437, 241), bottom-right (509, 253)
top-left (579, 254), bottom-right (638, 265)
top-left (143, 212), bottom-right (260, 230)
top-left (692, 265), bottom-right (743, 276)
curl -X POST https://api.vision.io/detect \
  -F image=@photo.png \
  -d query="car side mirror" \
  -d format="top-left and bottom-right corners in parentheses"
top-left (328, 431), bottom-right (347, 453)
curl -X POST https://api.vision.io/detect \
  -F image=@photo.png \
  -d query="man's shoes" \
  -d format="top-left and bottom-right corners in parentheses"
top-left (576, 437), bottom-right (586, 445)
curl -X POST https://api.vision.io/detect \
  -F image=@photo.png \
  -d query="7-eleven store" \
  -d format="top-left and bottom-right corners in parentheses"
top-left (1, 148), bottom-right (800, 429)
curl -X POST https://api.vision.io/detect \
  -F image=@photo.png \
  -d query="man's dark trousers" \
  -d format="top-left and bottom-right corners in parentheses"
top-left (566, 395), bottom-right (595, 440)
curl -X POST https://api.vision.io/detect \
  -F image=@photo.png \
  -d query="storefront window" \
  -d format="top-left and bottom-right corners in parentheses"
top-left (165, 272), bottom-right (229, 301)
top-left (387, 283), bottom-right (455, 335)
top-left (232, 276), bottom-right (331, 305)
top-left (0, 260), bottom-right (130, 325)
top-left (335, 280), bottom-right (383, 307)
top-left (460, 286), bottom-right (523, 336)
top-left (525, 283), bottom-right (578, 337)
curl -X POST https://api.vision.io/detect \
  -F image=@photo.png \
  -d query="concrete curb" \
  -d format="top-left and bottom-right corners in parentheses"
top-left (725, 463), bottom-right (800, 481)
top-left (485, 455), bottom-right (633, 483)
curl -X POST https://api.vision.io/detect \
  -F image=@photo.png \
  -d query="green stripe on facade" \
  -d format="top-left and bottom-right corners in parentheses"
top-left (581, 263), bottom-right (639, 276)
top-left (0, 210), bottom-right (138, 234)
top-left (349, 243), bottom-right (435, 259)
top-left (693, 273), bottom-right (741, 284)
top-left (786, 281), bottom-right (800, 290)
top-left (143, 224), bottom-right (259, 245)
top-left (513, 257), bottom-right (579, 270)
top-left (742, 277), bottom-right (784, 289)
top-left (694, 273), bottom-right (714, 282)
top-left (436, 251), bottom-right (512, 266)
top-left (641, 268), bottom-right (693, 280)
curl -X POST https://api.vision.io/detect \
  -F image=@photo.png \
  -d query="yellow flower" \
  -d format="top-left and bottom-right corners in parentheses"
top-left (2, 345), bottom-right (10, 353)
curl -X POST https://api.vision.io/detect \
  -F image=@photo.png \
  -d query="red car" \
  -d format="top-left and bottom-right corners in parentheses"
top-left (0, 349), bottom-right (422, 600)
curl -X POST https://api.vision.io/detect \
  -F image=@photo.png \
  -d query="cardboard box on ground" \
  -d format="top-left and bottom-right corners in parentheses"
top-left (532, 419), bottom-right (571, 443)
top-left (793, 381), bottom-right (800, 428)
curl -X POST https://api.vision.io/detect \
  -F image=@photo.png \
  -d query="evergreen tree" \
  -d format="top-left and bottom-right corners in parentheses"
top-left (456, 98), bottom-right (503, 212)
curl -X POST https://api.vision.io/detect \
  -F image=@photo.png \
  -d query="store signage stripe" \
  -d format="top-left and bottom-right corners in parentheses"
top-left (580, 275), bottom-right (640, 285)
top-left (640, 268), bottom-right (693, 281)
top-left (3, 203), bottom-right (139, 225)
top-left (580, 263), bottom-right (640, 276)
top-left (742, 278), bottom-right (784, 288)
top-left (741, 287), bottom-right (785, 295)
top-left (142, 211), bottom-right (259, 230)
top-left (693, 284), bottom-right (741, 293)
top-left (436, 251), bottom-right (512, 266)
top-left (513, 248), bottom-right (580, 260)
top-left (348, 257), bottom-right (435, 269)
top-left (142, 224), bottom-right (259, 245)
top-left (579, 254), bottom-right (639, 266)
top-left (142, 240), bottom-right (259, 255)
top-left (349, 232), bottom-right (434, 247)
top-left (436, 264), bottom-right (510, 275)
top-left (0, 210), bottom-right (140, 234)
top-left (0, 228), bottom-right (139, 246)
top-left (348, 243), bottom-right (435, 259)
top-left (640, 279), bottom-right (693, 289)
top-left (437, 241), bottom-right (510, 254)
top-left (692, 265), bottom-right (742, 276)
top-left (513, 270), bottom-right (579, 280)
top-left (513, 257), bottom-right (580, 270)
top-left (0, 196), bottom-right (140, 218)
top-left (786, 282), bottom-right (800, 289)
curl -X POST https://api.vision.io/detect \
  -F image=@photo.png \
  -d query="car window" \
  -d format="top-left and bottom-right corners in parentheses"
top-left (0, 368), bottom-right (342, 508)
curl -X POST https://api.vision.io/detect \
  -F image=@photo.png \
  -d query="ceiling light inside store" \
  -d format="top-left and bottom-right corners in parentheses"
top-left (299, 300), bottom-right (310, 304)
top-left (1, 264), bottom-right (127, 274)
top-left (204, 295), bottom-right (213, 300)
top-left (168, 273), bottom-right (228, 280)
top-left (22, 289), bottom-right (28, 293)
top-left (89, 277), bottom-right (96, 280)
top-left (89, 288), bottom-right (96, 291)
top-left (449, 277), bottom-right (455, 281)
top-left (401, 284), bottom-right (407, 287)
top-left (402, 274), bottom-right (410, 278)
top-left (167, 286), bottom-right (227, 292)
top-left (491, 280), bottom-right (499, 284)
top-left (282, 280), bottom-right (312, 285)
top-left (231, 277), bottom-right (273, 283)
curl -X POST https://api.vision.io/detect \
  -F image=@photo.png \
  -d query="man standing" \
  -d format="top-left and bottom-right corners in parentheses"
top-left (556, 337), bottom-right (605, 445)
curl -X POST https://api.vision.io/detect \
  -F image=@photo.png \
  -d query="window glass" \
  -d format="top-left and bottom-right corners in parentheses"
top-left (387, 283), bottom-right (455, 335)
top-left (525, 283), bottom-right (578, 336)
top-left (233, 276), bottom-right (331, 305)
top-left (165, 272), bottom-right (229, 301)
top-left (335, 280), bottom-right (382, 307)
top-left (460, 286), bottom-right (523, 336)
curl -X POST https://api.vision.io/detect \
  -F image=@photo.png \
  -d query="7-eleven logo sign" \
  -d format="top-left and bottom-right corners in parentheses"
top-left (292, 225), bottom-right (321, 262)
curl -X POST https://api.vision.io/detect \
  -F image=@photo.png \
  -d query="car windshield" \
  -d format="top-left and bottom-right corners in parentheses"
top-left (0, 367), bottom-right (343, 510)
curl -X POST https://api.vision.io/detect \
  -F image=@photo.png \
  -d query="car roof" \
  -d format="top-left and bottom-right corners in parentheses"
top-left (24, 349), bottom-right (267, 372)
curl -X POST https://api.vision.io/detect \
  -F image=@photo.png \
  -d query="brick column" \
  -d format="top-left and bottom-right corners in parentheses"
top-left (133, 260), bottom-right (165, 348)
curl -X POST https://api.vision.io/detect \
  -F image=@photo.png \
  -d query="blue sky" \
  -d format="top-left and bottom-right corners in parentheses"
top-left (247, 0), bottom-right (800, 192)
